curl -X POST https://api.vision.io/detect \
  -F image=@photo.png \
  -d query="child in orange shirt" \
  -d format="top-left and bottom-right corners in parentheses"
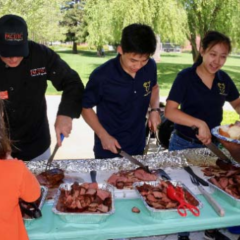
top-left (0, 98), bottom-right (41, 240)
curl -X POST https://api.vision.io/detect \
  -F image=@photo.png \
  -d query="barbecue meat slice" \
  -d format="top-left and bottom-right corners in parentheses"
top-left (107, 168), bottom-right (157, 189)
top-left (36, 168), bottom-right (64, 188)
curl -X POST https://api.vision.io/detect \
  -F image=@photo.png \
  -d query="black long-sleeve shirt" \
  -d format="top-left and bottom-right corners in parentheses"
top-left (0, 41), bottom-right (84, 160)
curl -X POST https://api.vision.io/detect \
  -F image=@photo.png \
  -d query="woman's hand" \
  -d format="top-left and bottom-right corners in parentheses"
top-left (195, 122), bottom-right (212, 145)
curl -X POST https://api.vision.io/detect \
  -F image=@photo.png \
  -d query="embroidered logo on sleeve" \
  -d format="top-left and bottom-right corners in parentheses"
top-left (218, 83), bottom-right (227, 96)
top-left (143, 81), bottom-right (151, 96)
top-left (5, 32), bottom-right (23, 42)
top-left (30, 67), bottom-right (47, 77)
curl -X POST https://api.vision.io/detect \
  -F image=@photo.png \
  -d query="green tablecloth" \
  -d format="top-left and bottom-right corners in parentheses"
top-left (27, 193), bottom-right (240, 240)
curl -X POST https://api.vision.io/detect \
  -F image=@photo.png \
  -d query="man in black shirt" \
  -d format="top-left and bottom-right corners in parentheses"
top-left (0, 14), bottom-right (84, 161)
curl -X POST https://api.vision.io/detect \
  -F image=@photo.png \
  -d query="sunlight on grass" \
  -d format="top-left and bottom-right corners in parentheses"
top-left (157, 52), bottom-right (240, 98)
top-left (222, 110), bottom-right (239, 125)
top-left (46, 49), bottom-right (240, 124)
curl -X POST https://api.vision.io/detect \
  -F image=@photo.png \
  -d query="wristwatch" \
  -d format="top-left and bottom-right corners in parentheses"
top-left (150, 108), bottom-right (160, 113)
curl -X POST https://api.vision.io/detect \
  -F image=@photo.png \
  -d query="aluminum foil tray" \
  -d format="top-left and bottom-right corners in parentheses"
top-left (207, 180), bottom-right (240, 207)
top-left (107, 169), bottom-right (162, 199)
top-left (180, 148), bottom-right (219, 167)
top-left (133, 180), bottom-right (203, 219)
top-left (52, 183), bottom-right (115, 223)
top-left (24, 186), bottom-right (48, 225)
top-left (113, 188), bottom-right (138, 199)
top-left (26, 149), bottom-right (220, 176)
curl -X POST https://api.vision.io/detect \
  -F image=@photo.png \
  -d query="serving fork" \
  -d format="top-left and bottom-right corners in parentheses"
top-left (190, 176), bottom-right (225, 217)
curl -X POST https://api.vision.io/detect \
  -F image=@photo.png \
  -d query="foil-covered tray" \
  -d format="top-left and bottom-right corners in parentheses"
top-left (133, 180), bottom-right (203, 219)
top-left (180, 148), bottom-right (219, 167)
top-left (26, 149), bottom-right (221, 176)
top-left (52, 183), bottom-right (115, 223)
top-left (24, 186), bottom-right (48, 225)
top-left (207, 179), bottom-right (240, 207)
top-left (25, 152), bottom-right (188, 175)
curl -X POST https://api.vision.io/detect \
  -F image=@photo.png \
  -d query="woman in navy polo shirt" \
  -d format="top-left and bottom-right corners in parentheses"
top-left (165, 31), bottom-right (240, 240)
top-left (166, 31), bottom-right (240, 151)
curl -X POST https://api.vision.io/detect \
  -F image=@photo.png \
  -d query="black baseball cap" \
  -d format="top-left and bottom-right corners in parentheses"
top-left (0, 14), bottom-right (29, 57)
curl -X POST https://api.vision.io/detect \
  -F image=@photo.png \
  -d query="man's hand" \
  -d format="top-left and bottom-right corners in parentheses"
top-left (99, 132), bottom-right (121, 154)
top-left (55, 115), bottom-right (72, 146)
top-left (148, 111), bottom-right (161, 133)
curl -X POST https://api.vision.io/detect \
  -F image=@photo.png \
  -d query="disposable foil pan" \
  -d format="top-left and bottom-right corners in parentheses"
top-left (24, 186), bottom-right (48, 225)
top-left (108, 169), bottom-right (161, 199)
top-left (52, 182), bottom-right (115, 223)
top-left (207, 179), bottom-right (240, 207)
top-left (133, 180), bottom-right (203, 219)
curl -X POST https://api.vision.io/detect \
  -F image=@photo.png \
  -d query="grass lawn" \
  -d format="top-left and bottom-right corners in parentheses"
top-left (47, 47), bottom-right (240, 124)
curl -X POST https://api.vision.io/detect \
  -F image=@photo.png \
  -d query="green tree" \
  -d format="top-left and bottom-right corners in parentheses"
top-left (182, 0), bottom-right (240, 60)
top-left (0, 0), bottom-right (65, 43)
top-left (85, 0), bottom-right (187, 52)
top-left (61, 0), bottom-right (88, 53)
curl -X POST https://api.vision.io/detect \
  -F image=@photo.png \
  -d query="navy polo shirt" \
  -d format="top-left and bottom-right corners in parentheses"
top-left (83, 54), bottom-right (157, 158)
top-left (167, 65), bottom-right (239, 139)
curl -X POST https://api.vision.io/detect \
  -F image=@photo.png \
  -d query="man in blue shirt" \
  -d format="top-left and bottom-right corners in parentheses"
top-left (82, 23), bottom-right (161, 159)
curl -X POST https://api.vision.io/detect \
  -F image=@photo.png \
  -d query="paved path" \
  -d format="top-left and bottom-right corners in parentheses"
top-left (47, 96), bottom-right (94, 159)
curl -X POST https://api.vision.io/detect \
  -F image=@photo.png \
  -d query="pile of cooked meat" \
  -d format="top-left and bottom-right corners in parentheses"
top-left (136, 180), bottom-right (198, 210)
top-left (107, 168), bottom-right (158, 189)
top-left (36, 168), bottom-right (64, 188)
top-left (56, 182), bottom-right (112, 213)
top-left (202, 166), bottom-right (240, 199)
top-left (36, 168), bottom-right (65, 199)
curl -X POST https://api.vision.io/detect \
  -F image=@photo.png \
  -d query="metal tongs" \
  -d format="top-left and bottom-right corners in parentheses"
top-left (45, 133), bottom-right (64, 171)
top-left (190, 176), bottom-right (225, 217)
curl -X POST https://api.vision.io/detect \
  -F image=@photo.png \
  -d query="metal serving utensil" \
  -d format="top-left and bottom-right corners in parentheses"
top-left (45, 133), bottom-right (64, 171)
top-left (184, 166), bottom-right (209, 186)
top-left (143, 130), bottom-right (152, 159)
top-left (191, 126), bottom-right (236, 170)
top-left (117, 148), bottom-right (151, 173)
top-left (190, 176), bottom-right (225, 217)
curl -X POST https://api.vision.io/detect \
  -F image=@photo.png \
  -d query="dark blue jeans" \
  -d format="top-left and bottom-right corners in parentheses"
top-left (169, 131), bottom-right (204, 151)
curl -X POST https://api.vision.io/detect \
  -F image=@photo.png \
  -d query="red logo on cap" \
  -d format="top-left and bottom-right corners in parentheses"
top-left (5, 32), bottom-right (23, 41)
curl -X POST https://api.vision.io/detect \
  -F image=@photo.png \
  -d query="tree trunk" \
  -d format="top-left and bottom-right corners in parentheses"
top-left (73, 41), bottom-right (78, 54)
top-left (97, 46), bottom-right (103, 57)
top-left (152, 34), bottom-right (161, 63)
top-left (189, 33), bottom-right (198, 62)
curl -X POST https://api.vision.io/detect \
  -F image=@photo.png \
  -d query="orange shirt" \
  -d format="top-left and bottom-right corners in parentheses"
top-left (0, 159), bottom-right (40, 240)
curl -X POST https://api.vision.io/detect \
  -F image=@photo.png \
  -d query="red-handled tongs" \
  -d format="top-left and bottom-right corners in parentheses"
top-left (167, 184), bottom-right (200, 217)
